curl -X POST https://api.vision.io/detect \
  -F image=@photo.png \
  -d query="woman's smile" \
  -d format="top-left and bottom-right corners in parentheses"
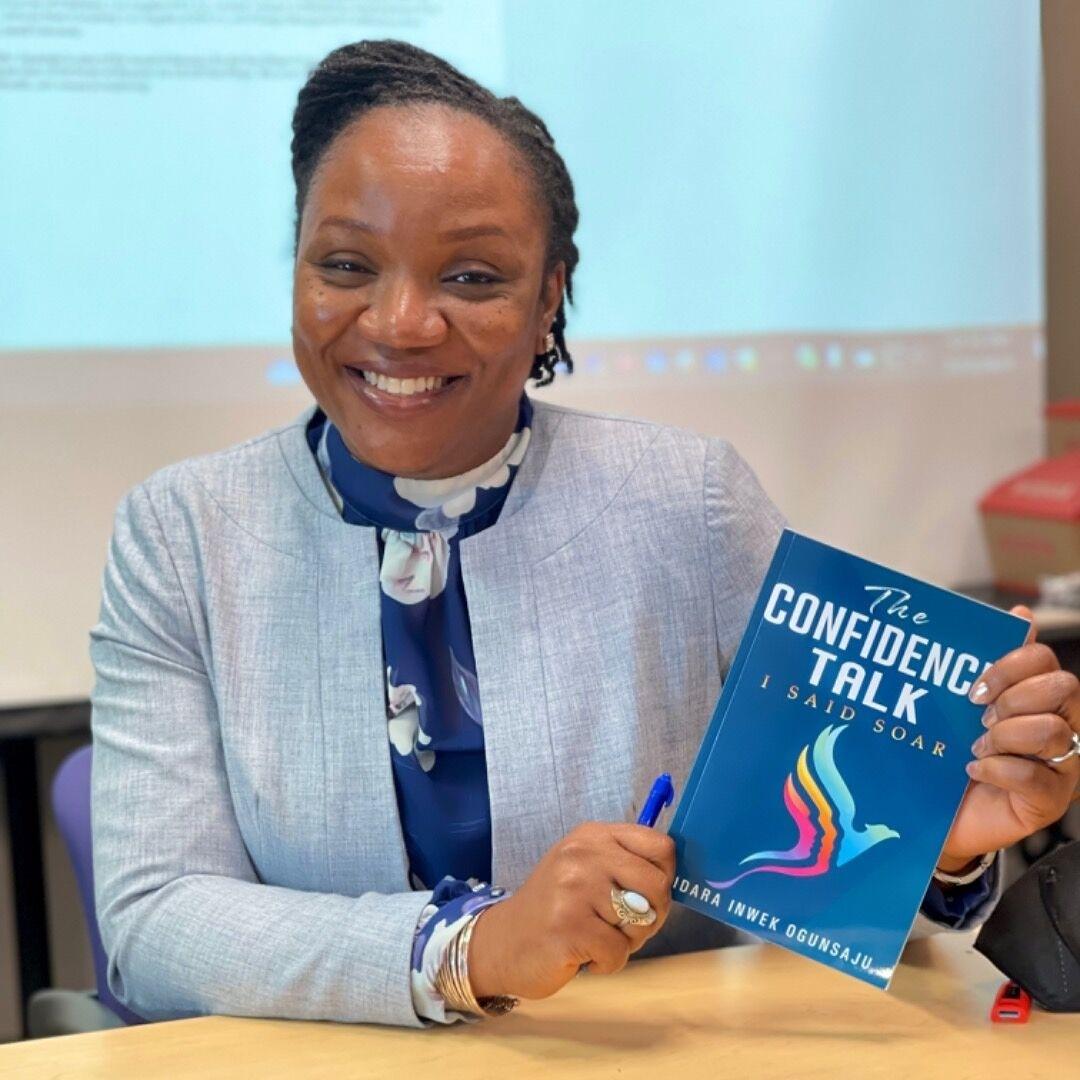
top-left (342, 364), bottom-right (468, 416)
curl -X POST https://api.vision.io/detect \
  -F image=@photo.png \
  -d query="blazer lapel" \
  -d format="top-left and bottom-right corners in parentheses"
top-left (459, 405), bottom-right (574, 890)
top-left (460, 531), bottom-right (565, 891)
top-left (314, 514), bottom-right (415, 895)
top-left (279, 415), bottom-right (412, 895)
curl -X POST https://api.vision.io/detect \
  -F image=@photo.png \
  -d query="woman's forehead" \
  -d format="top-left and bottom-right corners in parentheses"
top-left (308, 103), bottom-right (542, 232)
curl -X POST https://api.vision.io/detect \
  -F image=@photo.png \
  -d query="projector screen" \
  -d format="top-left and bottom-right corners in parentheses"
top-left (1, 0), bottom-right (1043, 705)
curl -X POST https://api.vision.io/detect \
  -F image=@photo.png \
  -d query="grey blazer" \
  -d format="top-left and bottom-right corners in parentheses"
top-left (89, 399), bottom-right (953, 1028)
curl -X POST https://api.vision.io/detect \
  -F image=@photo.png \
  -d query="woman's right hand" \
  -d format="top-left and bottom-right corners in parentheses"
top-left (467, 821), bottom-right (675, 1001)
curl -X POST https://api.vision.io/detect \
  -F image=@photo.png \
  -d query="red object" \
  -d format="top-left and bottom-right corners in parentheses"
top-left (1046, 400), bottom-right (1080, 419)
top-left (990, 980), bottom-right (1032, 1023)
top-left (978, 450), bottom-right (1080, 523)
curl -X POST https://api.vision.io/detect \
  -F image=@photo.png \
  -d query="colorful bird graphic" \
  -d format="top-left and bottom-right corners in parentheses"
top-left (707, 724), bottom-right (899, 888)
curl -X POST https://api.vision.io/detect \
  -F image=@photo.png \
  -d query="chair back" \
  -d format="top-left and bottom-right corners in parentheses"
top-left (52, 745), bottom-right (142, 1025)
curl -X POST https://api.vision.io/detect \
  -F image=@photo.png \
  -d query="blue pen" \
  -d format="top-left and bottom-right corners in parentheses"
top-left (636, 772), bottom-right (675, 827)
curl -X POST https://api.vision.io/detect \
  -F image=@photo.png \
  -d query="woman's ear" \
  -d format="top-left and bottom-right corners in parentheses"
top-left (535, 262), bottom-right (566, 351)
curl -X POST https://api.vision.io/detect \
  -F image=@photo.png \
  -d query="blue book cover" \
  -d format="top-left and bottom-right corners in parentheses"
top-left (669, 529), bottom-right (1030, 989)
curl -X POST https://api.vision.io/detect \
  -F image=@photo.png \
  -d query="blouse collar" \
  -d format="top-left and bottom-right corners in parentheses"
top-left (313, 395), bottom-right (534, 534)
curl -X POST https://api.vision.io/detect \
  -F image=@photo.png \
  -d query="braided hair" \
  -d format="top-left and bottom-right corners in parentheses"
top-left (291, 39), bottom-right (579, 386)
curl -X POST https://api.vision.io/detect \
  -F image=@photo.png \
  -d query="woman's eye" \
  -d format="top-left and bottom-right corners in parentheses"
top-left (447, 270), bottom-right (501, 286)
top-left (321, 260), bottom-right (372, 275)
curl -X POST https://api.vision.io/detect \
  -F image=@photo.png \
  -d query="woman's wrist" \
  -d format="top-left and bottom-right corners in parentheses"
top-left (412, 880), bottom-right (513, 1023)
top-left (933, 850), bottom-right (996, 889)
top-left (434, 905), bottom-right (518, 1017)
top-left (465, 898), bottom-right (512, 1000)
top-left (935, 852), bottom-right (984, 876)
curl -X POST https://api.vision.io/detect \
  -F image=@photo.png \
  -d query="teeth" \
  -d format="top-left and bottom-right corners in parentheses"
top-left (359, 370), bottom-right (447, 396)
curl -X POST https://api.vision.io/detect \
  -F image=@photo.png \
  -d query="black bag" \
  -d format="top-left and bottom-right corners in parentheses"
top-left (975, 840), bottom-right (1080, 1012)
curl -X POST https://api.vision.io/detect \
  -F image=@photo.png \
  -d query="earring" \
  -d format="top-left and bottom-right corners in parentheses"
top-left (543, 331), bottom-right (562, 363)
top-left (535, 330), bottom-right (566, 386)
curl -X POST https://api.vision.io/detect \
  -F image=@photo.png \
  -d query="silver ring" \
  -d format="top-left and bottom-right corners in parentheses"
top-left (1045, 730), bottom-right (1080, 765)
top-left (610, 886), bottom-right (656, 927)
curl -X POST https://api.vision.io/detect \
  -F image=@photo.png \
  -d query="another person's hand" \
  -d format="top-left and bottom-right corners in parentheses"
top-left (939, 605), bottom-right (1080, 874)
top-left (468, 821), bottom-right (674, 1000)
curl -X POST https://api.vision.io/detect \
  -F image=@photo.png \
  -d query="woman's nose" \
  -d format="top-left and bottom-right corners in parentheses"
top-left (355, 273), bottom-right (447, 348)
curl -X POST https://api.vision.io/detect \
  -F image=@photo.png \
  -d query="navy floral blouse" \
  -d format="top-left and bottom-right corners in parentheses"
top-left (307, 396), bottom-right (531, 1023)
top-left (306, 393), bottom-right (995, 1024)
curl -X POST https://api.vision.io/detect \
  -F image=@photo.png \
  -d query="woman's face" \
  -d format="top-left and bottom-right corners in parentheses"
top-left (292, 103), bottom-right (565, 479)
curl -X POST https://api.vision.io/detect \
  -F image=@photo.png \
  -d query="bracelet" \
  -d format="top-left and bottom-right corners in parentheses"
top-left (932, 850), bottom-right (996, 886)
top-left (433, 911), bottom-right (519, 1018)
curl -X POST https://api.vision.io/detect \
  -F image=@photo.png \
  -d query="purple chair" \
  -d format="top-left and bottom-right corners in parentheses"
top-left (26, 744), bottom-right (142, 1036)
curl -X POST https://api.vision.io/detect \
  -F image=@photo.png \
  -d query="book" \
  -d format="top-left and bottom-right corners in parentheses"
top-left (669, 528), bottom-right (1030, 989)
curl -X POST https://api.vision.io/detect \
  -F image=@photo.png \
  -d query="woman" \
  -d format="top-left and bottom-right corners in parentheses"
top-left (90, 40), bottom-right (1080, 1027)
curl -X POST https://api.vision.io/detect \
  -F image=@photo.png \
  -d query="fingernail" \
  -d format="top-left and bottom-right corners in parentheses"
top-left (970, 681), bottom-right (990, 703)
top-left (981, 705), bottom-right (997, 728)
top-left (965, 760), bottom-right (979, 777)
top-left (971, 735), bottom-right (986, 756)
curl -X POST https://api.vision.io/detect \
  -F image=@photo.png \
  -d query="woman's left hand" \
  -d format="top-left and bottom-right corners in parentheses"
top-left (938, 605), bottom-right (1080, 874)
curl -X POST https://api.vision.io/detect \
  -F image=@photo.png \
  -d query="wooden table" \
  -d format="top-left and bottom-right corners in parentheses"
top-left (0, 933), bottom-right (1073, 1078)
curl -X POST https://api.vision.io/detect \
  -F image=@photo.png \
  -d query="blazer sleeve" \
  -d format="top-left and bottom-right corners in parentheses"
top-left (703, 438), bottom-right (787, 679)
top-left (90, 480), bottom-right (431, 1027)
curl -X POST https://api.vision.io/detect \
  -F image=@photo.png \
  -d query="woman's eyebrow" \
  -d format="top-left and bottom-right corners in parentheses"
top-left (438, 223), bottom-right (512, 242)
top-left (314, 215), bottom-right (511, 243)
top-left (315, 215), bottom-right (376, 234)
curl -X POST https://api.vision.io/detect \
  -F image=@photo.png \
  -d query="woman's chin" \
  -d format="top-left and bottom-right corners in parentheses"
top-left (336, 436), bottom-right (442, 479)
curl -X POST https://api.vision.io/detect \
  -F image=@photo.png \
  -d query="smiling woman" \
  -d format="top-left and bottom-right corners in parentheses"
top-left (292, 102), bottom-right (561, 478)
top-left (87, 37), bottom-right (1080, 1035)
top-left (289, 41), bottom-right (577, 479)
